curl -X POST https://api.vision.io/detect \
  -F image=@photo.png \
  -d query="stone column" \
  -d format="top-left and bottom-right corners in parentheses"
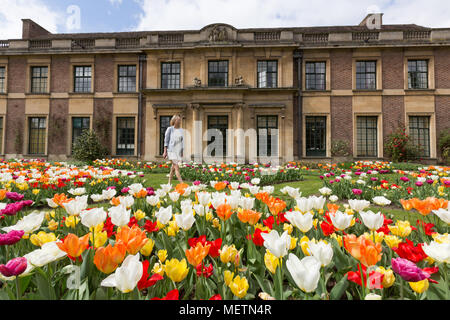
top-left (190, 103), bottom-right (202, 163)
top-left (235, 103), bottom-right (245, 164)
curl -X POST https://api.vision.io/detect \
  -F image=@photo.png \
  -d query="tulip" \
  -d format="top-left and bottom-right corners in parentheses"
top-left (376, 266), bottom-right (395, 288)
top-left (157, 249), bottom-right (168, 263)
top-left (409, 279), bottom-right (429, 293)
top-left (384, 235), bottom-right (402, 249)
top-left (295, 197), bottom-right (314, 213)
top-left (155, 206), bottom-right (173, 225)
top-left (359, 210), bottom-right (384, 231)
top-left (391, 257), bottom-right (430, 282)
top-left (94, 242), bottom-right (127, 274)
top-left (240, 197), bottom-right (255, 210)
top-left (229, 275), bottom-right (249, 299)
top-left (185, 242), bottom-right (211, 267)
top-left (151, 289), bottom-right (179, 300)
top-left (365, 293), bottom-right (382, 300)
top-left (216, 203), bottom-right (233, 221)
top-left (285, 211), bottom-right (314, 233)
top-left (224, 270), bottom-right (234, 286)
top-left (388, 220), bottom-right (412, 238)
top-left (115, 225), bottom-right (148, 255)
top-left (422, 241), bottom-right (450, 263)
top-left (261, 230), bottom-right (291, 259)
top-left (197, 191), bottom-right (211, 206)
top-left (264, 250), bottom-right (279, 274)
top-left (62, 196), bottom-right (88, 216)
top-left (56, 233), bottom-right (90, 259)
top-left (152, 262), bottom-right (165, 276)
top-left (0, 257), bottom-right (27, 277)
top-left (329, 210), bottom-right (353, 231)
top-left (175, 211), bottom-right (196, 231)
top-left (432, 208), bottom-right (450, 224)
top-left (0, 230), bottom-right (25, 246)
top-left (146, 195), bottom-right (160, 206)
top-left (392, 239), bottom-right (427, 263)
top-left (100, 253), bottom-right (143, 293)
top-left (237, 209), bottom-right (262, 225)
top-left (140, 238), bottom-right (155, 256)
top-left (220, 244), bottom-right (239, 264)
top-left (22, 241), bottom-right (66, 275)
top-left (80, 207), bottom-right (107, 229)
top-left (30, 231), bottom-right (57, 247)
top-left (2, 211), bottom-right (45, 235)
top-left (164, 258), bottom-right (189, 283)
top-left (344, 234), bottom-right (382, 266)
top-left (372, 196), bottom-right (391, 206)
top-left (348, 199), bottom-right (370, 212)
top-left (307, 241), bottom-right (333, 267)
top-left (286, 254), bottom-right (321, 293)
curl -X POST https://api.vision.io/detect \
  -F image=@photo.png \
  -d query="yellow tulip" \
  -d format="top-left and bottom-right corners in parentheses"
top-left (30, 231), bottom-right (57, 247)
top-left (157, 249), bottom-right (168, 263)
top-left (45, 210), bottom-right (56, 221)
top-left (65, 216), bottom-right (80, 228)
top-left (409, 279), bottom-right (429, 293)
top-left (363, 231), bottom-right (384, 244)
top-left (48, 219), bottom-right (58, 231)
top-left (283, 223), bottom-right (293, 235)
top-left (134, 210), bottom-right (146, 221)
top-left (313, 219), bottom-right (318, 228)
top-left (383, 235), bottom-right (402, 249)
top-left (224, 270), bottom-right (234, 286)
top-left (290, 237), bottom-right (298, 250)
top-left (140, 238), bottom-right (155, 256)
top-left (205, 211), bottom-right (213, 222)
top-left (220, 245), bottom-right (238, 264)
top-left (376, 266), bottom-right (395, 288)
top-left (90, 231), bottom-right (107, 248)
top-left (388, 220), bottom-right (412, 238)
top-left (330, 233), bottom-right (343, 247)
top-left (264, 250), bottom-right (279, 274)
top-left (32, 189), bottom-right (40, 195)
top-left (432, 233), bottom-right (449, 244)
top-left (300, 236), bottom-right (310, 256)
top-left (164, 258), bottom-right (189, 283)
top-left (156, 220), bottom-right (165, 230)
top-left (212, 218), bottom-right (221, 230)
top-left (229, 275), bottom-right (249, 299)
top-left (152, 262), bottom-right (165, 276)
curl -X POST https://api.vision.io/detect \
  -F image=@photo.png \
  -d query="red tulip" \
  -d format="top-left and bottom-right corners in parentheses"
top-left (138, 260), bottom-right (164, 291)
top-left (151, 289), bottom-right (179, 300)
top-left (392, 239), bottom-right (427, 263)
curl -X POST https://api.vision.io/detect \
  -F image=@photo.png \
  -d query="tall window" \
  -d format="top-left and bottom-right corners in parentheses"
top-left (257, 60), bottom-right (278, 88)
top-left (31, 66), bottom-right (48, 93)
top-left (0, 117), bottom-right (3, 153)
top-left (116, 117), bottom-right (135, 155)
top-left (208, 61), bottom-right (228, 87)
top-left (74, 66), bottom-right (92, 93)
top-left (118, 65), bottom-right (136, 92)
top-left (161, 62), bottom-right (180, 89)
top-left (356, 61), bottom-right (376, 90)
top-left (409, 116), bottom-right (430, 157)
top-left (28, 117), bottom-right (46, 155)
top-left (0, 67), bottom-right (5, 93)
top-left (257, 115), bottom-right (278, 157)
top-left (160, 115), bottom-right (172, 155)
top-left (408, 60), bottom-right (428, 89)
top-left (207, 116), bottom-right (228, 156)
top-left (356, 116), bottom-right (378, 157)
top-left (305, 116), bottom-right (326, 156)
top-left (72, 117), bottom-right (90, 148)
top-left (305, 62), bottom-right (326, 90)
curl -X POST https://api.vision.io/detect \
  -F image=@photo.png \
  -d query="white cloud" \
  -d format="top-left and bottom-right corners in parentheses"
top-left (0, 0), bottom-right (63, 39)
top-left (133, 0), bottom-right (450, 31)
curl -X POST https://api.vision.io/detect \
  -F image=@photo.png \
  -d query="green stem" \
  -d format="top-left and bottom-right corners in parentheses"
top-left (444, 263), bottom-right (448, 301)
top-left (358, 263), bottom-right (366, 299)
top-left (15, 277), bottom-right (20, 300)
top-left (400, 279), bottom-right (404, 300)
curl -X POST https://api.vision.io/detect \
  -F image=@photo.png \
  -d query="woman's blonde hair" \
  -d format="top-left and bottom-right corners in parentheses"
top-left (170, 114), bottom-right (182, 127)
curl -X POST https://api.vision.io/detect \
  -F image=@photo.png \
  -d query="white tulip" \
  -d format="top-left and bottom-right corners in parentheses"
top-left (68, 187), bottom-right (86, 196)
top-left (146, 195), bottom-right (160, 206)
top-left (108, 204), bottom-right (131, 227)
top-left (261, 230), bottom-right (291, 258)
top-left (432, 208), bottom-right (450, 224)
top-left (284, 211), bottom-right (314, 233)
top-left (348, 199), bottom-right (370, 212)
top-left (422, 241), bottom-right (450, 263)
top-left (120, 195), bottom-right (135, 208)
top-left (318, 187), bottom-right (332, 196)
top-left (101, 254), bottom-right (143, 293)
top-left (372, 196), bottom-right (391, 206)
top-left (310, 196), bottom-right (326, 210)
top-left (175, 211), bottom-right (196, 231)
top-left (160, 184), bottom-right (172, 193)
top-left (240, 197), bottom-right (255, 210)
top-left (226, 195), bottom-right (241, 210)
top-left (80, 207), bottom-right (107, 229)
top-left (90, 194), bottom-right (104, 203)
top-left (365, 293), bottom-right (382, 300)
top-left (128, 183), bottom-right (144, 196)
top-left (295, 197), bottom-right (314, 213)
top-left (329, 195), bottom-right (339, 202)
top-left (102, 188), bottom-right (117, 200)
top-left (307, 241), bottom-right (333, 267)
top-left (197, 192), bottom-right (211, 206)
top-left (263, 186), bottom-right (274, 194)
top-left (63, 196), bottom-right (88, 216)
top-left (22, 241), bottom-right (67, 276)
top-left (155, 206), bottom-right (173, 225)
top-left (194, 204), bottom-right (206, 217)
top-left (168, 191), bottom-right (180, 202)
top-left (249, 185), bottom-right (260, 195)
top-left (359, 210), bottom-right (384, 231)
top-left (229, 182), bottom-right (240, 190)
top-left (286, 254), bottom-right (321, 293)
top-left (46, 198), bottom-right (59, 208)
top-left (155, 189), bottom-right (166, 198)
top-left (2, 211), bottom-right (45, 234)
top-left (180, 199), bottom-right (193, 208)
top-left (329, 210), bottom-right (353, 231)
top-left (251, 178), bottom-right (260, 185)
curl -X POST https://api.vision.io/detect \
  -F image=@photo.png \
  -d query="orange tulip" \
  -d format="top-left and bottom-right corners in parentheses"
top-left (214, 182), bottom-right (227, 191)
top-left (135, 189), bottom-right (148, 198)
top-left (266, 197), bottom-right (286, 216)
top-left (237, 209), bottom-right (262, 225)
top-left (185, 242), bottom-right (211, 266)
top-left (115, 225), bottom-right (148, 255)
top-left (400, 199), bottom-right (413, 211)
top-left (93, 242), bottom-right (127, 274)
top-left (0, 189), bottom-right (7, 201)
top-left (343, 234), bottom-right (382, 266)
top-left (216, 203), bottom-right (233, 221)
top-left (110, 197), bottom-right (121, 206)
top-left (57, 233), bottom-right (90, 258)
top-left (52, 193), bottom-right (71, 207)
top-left (327, 203), bottom-right (340, 213)
top-left (255, 192), bottom-right (270, 204)
top-left (175, 183), bottom-right (189, 195)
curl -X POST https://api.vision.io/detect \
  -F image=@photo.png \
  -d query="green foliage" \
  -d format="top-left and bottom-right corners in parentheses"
top-left (438, 129), bottom-right (450, 164)
top-left (384, 126), bottom-right (423, 162)
top-left (71, 130), bottom-right (109, 163)
top-left (331, 140), bottom-right (351, 157)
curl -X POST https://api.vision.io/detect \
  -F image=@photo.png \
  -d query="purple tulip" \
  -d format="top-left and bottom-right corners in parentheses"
top-left (6, 192), bottom-right (24, 201)
top-left (415, 181), bottom-right (423, 187)
top-left (352, 188), bottom-right (362, 195)
top-left (426, 179), bottom-right (434, 184)
top-left (391, 257), bottom-right (430, 282)
top-left (0, 230), bottom-right (24, 246)
top-left (0, 257), bottom-right (27, 277)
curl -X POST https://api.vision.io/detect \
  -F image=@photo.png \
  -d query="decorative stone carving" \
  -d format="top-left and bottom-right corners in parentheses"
top-left (208, 26), bottom-right (228, 42)
top-left (235, 76), bottom-right (244, 86)
top-left (194, 77), bottom-right (202, 87)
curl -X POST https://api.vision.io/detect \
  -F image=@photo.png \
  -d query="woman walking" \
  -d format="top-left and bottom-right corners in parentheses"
top-left (163, 114), bottom-right (184, 185)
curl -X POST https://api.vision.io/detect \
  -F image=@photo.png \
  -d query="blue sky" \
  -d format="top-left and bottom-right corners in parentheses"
top-left (1, 0), bottom-right (450, 39)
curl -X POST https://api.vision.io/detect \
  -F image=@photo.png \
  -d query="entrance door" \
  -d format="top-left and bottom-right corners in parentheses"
top-left (207, 115), bottom-right (228, 157)
top-left (306, 116), bottom-right (326, 157)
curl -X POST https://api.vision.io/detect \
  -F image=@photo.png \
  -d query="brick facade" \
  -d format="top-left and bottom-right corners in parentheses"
top-left (331, 96), bottom-right (353, 155)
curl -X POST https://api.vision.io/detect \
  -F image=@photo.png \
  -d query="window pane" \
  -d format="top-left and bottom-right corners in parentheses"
top-left (117, 117), bottom-right (135, 155)
top-left (409, 116), bottom-right (430, 157)
top-left (257, 115), bottom-right (278, 157)
top-left (356, 116), bottom-right (377, 157)
top-left (29, 117), bottom-right (46, 154)
top-left (208, 61), bottom-right (228, 87)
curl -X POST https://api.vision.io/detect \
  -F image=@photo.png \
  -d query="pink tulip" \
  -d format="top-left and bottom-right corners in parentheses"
top-left (0, 257), bottom-right (27, 277)
top-left (391, 257), bottom-right (430, 282)
top-left (352, 188), bottom-right (363, 195)
top-left (6, 192), bottom-right (24, 201)
top-left (415, 181), bottom-right (423, 187)
top-left (0, 230), bottom-right (24, 246)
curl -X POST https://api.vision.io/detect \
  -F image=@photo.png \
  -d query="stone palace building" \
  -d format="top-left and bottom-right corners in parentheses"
top-left (0, 14), bottom-right (449, 163)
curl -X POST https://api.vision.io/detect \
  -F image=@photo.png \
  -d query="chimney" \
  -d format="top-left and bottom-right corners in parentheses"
top-left (22, 19), bottom-right (51, 39)
top-left (359, 13), bottom-right (383, 30)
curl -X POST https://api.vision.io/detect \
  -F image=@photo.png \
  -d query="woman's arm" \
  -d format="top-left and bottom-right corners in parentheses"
top-left (163, 127), bottom-right (172, 159)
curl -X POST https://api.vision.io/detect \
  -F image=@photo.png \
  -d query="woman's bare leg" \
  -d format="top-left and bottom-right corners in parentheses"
top-left (168, 164), bottom-right (175, 185)
top-left (173, 163), bottom-right (183, 184)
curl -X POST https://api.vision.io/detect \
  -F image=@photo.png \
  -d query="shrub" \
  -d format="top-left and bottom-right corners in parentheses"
top-left (72, 130), bottom-right (109, 163)
top-left (331, 140), bottom-right (351, 157)
top-left (384, 126), bottom-right (422, 163)
top-left (438, 129), bottom-right (450, 164)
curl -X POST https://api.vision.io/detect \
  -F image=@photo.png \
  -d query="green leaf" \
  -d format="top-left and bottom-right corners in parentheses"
top-left (346, 291), bottom-right (353, 300)
top-left (330, 274), bottom-right (349, 300)
top-left (19, 275), bottom-right (33, 296)
top-left (252, 272), bottom-right (273, 297)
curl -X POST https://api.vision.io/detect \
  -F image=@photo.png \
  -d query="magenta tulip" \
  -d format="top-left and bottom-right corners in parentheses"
top-left (5, 192), bottom-right (24, 201)
top-left (0, 257), bottom-right (27, 277)
top-left (391, 257), bottom-right (430, 282)
top-left (0, 230), bottom-right (24, 246)
top-left (352, 189), bottom-right (362, 195)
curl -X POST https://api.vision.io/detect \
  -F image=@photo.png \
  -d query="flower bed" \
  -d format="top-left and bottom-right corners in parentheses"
top-left (0, 165), bottom-right (448, 300)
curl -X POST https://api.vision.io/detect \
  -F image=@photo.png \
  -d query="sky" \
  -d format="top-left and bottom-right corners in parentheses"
top-left (1, 0), bottom-right (450, 39)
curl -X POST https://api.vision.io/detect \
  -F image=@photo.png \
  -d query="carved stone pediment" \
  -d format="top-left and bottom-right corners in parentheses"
top-left (200, 23), bottom-right (237, 43)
